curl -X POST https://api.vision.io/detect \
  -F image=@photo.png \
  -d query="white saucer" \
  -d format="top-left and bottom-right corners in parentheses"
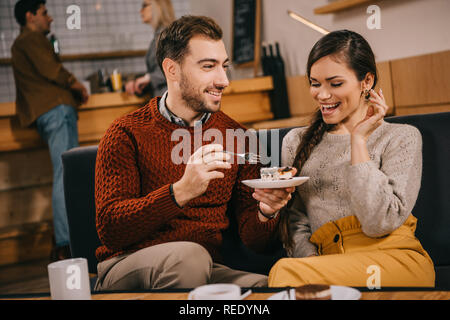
top-left (241, 177), bottom-right (309, 189)
top-left (267, 286), bottom-right (361, 300)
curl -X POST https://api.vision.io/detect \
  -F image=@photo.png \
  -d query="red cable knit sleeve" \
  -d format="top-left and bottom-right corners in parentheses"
top-left (95, 122), bottom-right (183, 251)
top-left (232, 152), bottom-right (280, 253)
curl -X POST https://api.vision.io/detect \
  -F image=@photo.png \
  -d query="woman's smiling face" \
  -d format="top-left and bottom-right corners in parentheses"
top-left (309, 55), bottom-right (371, 132)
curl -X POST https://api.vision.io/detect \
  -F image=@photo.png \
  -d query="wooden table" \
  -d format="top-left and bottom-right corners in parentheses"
top-left (95, 291), bottom-right (450, 300)
top-left (2, 290), bottom-right (446, 320)
top-left (3, 290), bottom-right (450, 300)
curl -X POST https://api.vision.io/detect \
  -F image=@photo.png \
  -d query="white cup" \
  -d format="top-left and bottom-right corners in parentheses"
top-left (47, 258), bottom-right (91, 300)
top-left (188, 284), bottom-right (242, 300)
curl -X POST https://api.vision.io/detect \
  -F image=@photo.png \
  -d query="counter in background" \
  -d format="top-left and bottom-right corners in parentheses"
top-left (0, 92), bottom-right (146, 153)
top-left (0, 76), bottom-right (273, 153)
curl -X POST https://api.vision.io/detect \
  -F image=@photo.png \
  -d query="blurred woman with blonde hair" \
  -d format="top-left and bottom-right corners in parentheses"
top-left (126, 0), bottom-right (175, 97)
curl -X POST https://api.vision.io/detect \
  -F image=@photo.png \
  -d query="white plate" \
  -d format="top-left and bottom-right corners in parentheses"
top-left (241, 177), bottom-right (309, 189)
top-left (187, 289), bottom-right (252, 300)
top-left (267, 286), bottom-right (361, 300)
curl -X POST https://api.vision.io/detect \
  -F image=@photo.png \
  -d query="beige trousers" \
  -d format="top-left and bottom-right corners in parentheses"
top-left (94, 241), bottom-right (267, 291)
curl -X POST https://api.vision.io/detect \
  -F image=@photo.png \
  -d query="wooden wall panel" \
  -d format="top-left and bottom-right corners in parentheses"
top-left (224, 76), bottom-right (273, 94)
top-left (286, 75), bottom-right (317, 117)
top-left (77, 105), bottom-right (139, 143)
top-left (0, 105), bottom-right (140, 152)
top-left (0, 117), bottom-right (44, 152)
top-left (375, 61), bottom-right (395, 115)
top-left (0, 102), bottom-right (15, 117)
top-left (395, 104), bottom-right (450, 116)
top-left (79, 92), bottom-right (147, 110)
top-left (0, 149), bottom-right (52, 191)
top-left (0, 93), bottom-right (147, 117)
top-left (391, 50), bottom-right (450, 107)
top-left (250, 115), bottom-right (312, 130)
top-left (0, 221), bottom-right (53, 266)
top-left (221, 92), bottom-right (273, 123)
top-left (0, 185), bottom-right (52, 229)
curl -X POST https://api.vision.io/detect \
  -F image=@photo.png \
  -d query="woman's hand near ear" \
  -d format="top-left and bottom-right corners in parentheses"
top-left (351, 88), bottom-right (389, 165)
top-left (352, 88), bottom-right (388, 140)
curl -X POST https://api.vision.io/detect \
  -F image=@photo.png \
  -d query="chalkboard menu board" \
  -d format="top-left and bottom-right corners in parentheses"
top-left (232, 0), bottom-right (260, 66)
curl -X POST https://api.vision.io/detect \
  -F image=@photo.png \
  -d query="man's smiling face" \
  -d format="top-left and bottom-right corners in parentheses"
top-left (178, 36), bottom-right (230, 114)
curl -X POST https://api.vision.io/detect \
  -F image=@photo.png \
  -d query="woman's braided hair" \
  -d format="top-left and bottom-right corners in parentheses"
top-left (279, 30), bottom-right (378, 252)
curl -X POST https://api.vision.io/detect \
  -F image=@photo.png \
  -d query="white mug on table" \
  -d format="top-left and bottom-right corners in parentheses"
top-left (188, 284), bottom-right (250, 300)
top-left (47, 258), bottom-right (91, 300)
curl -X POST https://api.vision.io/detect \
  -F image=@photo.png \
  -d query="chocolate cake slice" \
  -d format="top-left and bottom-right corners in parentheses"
top-left (294, 284), bottom-right (332, 300)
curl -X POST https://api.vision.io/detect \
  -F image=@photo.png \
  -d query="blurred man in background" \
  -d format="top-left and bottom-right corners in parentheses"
top-left (11, 0), bottom-right (89, 261)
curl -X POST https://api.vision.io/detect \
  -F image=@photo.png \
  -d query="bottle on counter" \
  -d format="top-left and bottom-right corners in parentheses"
top-left (97, 69), bottom-right (112, 92)
top-left (110, 69), bottom-right (123, 92)
top-left (261, 43), bottom-right (272, 76)
top-left (49, 34), bottom-right (60, 56)
top-left (261, 42), bottom-right (290, 119)
top-left (273, 42), bottom-right (290, 119)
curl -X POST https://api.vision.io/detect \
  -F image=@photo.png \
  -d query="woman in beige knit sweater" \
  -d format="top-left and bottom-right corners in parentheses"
top-left (268, 30), bottom-right (435, 288)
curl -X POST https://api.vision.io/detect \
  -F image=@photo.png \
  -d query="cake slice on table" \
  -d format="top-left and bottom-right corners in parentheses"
top-left (294, 284), bottom-right (332, 300)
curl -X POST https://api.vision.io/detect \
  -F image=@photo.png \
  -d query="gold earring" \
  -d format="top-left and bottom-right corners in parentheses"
top-left (363, 89), bottom-right (370, 101)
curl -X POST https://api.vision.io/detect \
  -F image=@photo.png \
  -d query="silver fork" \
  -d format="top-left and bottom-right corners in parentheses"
top-left (224, 151), bottom-right (261, 163)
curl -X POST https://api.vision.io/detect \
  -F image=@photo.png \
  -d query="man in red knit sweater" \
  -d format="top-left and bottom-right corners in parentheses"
top-left (94, 15), bottom-right (294, 290)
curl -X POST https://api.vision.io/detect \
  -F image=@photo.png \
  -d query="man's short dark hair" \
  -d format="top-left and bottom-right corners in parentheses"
top-left (156, 15), bottom-right (223, 71)
top-left (14, 0), bottom-right (46, 26)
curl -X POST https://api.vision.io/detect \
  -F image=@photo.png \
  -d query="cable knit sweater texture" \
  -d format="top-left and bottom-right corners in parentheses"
top-left (95, 97), bottom-right (279, 262)
top-left (281, 121), bottom-right (423, 258)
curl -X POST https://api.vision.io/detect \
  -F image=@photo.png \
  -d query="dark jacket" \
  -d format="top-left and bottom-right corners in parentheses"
top-left (145, 27), bottom-right (167, 97)
top-left (11, 27), bottom-right (79, 127)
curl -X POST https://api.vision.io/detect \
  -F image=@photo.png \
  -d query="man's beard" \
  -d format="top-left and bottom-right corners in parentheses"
top-left (180, 72), bottom-right (221, 114)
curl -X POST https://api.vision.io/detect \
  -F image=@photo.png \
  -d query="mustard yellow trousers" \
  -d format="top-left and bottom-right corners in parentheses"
top-left (268, 215), bottom-right (435, 288)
